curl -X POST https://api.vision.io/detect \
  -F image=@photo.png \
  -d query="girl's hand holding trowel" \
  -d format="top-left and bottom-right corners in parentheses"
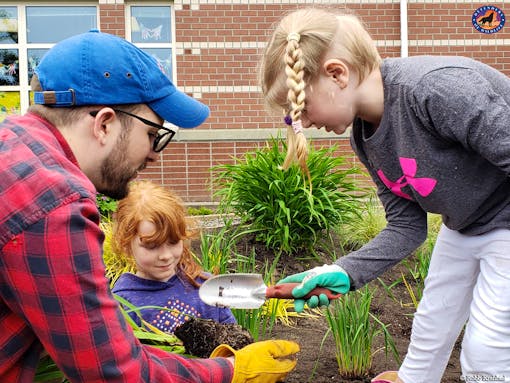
top-left (199, 272), bottom-right (343, 310)
top-left (277, 264), bottom-right (351, 312)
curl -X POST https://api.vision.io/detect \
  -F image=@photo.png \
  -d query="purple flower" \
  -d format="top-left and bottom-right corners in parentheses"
top-left (284, 115), bottom-right (292, 126)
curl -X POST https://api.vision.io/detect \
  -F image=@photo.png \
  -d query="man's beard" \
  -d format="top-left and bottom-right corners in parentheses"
top-left (97, 137), bottom-right (145, 200)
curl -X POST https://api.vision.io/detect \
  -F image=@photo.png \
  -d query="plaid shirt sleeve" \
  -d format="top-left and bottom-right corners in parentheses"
top-left (0, 197), bottom-right (233, 383)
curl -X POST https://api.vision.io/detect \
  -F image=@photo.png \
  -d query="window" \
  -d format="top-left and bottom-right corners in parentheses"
top-left (0, 4), bottom-right (175, 121)
top-left (26, 6), bottom-right (96, 43)
top-left (0, 5), bottom-right (97, 120)
top-left (127, 5), bottom-right (174, 81)
top-left (0, 6), bottom-right (20, 118)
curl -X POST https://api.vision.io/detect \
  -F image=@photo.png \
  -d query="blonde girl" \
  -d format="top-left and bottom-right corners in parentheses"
top-left (261, 7), bottom-right (510, 383)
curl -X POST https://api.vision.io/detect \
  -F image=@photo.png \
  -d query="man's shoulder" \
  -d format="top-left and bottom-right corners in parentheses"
top-left (0, 116), bottom-right (96, 246)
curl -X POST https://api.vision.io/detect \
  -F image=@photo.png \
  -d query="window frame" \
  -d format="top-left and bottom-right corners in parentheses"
top-left (125, 3), bottom-right (176, 82)
top-left (0, 3), bottom-right (99, 114)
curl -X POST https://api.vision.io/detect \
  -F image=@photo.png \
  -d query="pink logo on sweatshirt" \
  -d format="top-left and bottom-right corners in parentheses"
top-left (377, 157), bottom-right (437, 200)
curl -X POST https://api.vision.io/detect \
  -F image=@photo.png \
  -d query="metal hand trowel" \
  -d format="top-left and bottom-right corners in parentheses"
top-left (199, 273), bottom-right (341, 309)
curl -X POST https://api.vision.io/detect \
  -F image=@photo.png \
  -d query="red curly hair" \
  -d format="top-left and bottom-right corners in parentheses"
top-left (112, 180), bottom-right (207, 287)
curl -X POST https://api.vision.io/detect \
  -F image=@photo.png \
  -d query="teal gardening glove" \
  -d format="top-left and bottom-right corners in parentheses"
top-left (278, 264), bottom-right (350, 312)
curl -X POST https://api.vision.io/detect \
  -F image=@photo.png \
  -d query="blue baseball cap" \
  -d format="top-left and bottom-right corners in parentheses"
top-left (33, 29), bottom-right (209, 128)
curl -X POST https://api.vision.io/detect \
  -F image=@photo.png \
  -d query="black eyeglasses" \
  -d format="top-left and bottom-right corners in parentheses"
top-left (89, 109), bottom-right (176, 153)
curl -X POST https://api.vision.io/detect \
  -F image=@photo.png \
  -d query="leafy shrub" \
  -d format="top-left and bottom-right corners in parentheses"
top-left (96, 193), bottom-right (118, 219)
top-left (213, 136), bottom-right (365, 254)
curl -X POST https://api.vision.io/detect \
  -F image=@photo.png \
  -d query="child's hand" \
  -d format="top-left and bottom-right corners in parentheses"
top-left (279, 264), bottom-right (350, 312)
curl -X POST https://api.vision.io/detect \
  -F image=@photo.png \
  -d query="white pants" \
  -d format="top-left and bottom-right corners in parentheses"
top-left (399, 225), bottom-right (510, 383)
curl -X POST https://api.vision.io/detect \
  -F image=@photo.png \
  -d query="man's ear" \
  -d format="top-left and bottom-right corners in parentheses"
top-left (90, 108), bottom-right (117, 145)
top-left (323, 59), bottom-right (349, 89)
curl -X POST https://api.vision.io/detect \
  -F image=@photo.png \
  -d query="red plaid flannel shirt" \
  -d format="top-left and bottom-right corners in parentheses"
top-left (0, 113), bottom-right (233, 383)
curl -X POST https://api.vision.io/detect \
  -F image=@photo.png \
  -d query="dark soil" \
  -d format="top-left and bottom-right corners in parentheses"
top-left (174, 318), bottom-right (254, 358)
top-left (191, 229), bottom-right (462, 383)
top-left (270, 263), bottom-right (462, 383)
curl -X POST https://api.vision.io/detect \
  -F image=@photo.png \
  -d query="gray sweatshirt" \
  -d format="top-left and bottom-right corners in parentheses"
top-left (337, 56), bottom-right (510, 289)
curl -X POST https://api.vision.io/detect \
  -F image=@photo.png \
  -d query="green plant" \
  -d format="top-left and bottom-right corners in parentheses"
top-left (377, 275), bottom-right (404, 304)
top-left (100, 220), bottom-right (135, 287)
top-left (34, 356), bottom-right (69, 382)
top-left (187, 206), bottom-right (214, 216)
top-left (114, 295), bottom-right (186, 353)
top-left (213, 135), bottom-right (365, 255)
top-left (96, 193), bottom-right (118, 219)
top-left (325, 286), bottom-right (400, 378)
top-left (336, 190), bottom-right (386, 251)
top-left (401, 245), bottom-right (432, 308)
top-left (400, 213), bottom-right (441, 308)
top-left (196, 222), bottom-right (259, 275)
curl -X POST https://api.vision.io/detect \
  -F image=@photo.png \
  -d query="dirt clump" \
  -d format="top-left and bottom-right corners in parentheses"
top-left (174, 318), bottom-right (254, 358)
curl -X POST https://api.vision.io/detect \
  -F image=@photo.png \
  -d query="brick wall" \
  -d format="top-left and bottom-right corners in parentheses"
top-left (99, 1), bottom-right (509, 204)
top-left (99, 4), bottom-right (125, 37)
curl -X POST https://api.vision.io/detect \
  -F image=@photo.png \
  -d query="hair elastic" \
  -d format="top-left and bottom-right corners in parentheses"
top-left (292, 120), bottom-right (303, 134)
top-left (287, 32), bottom-right (301, 43)
top-left (284, 115), bottom-right (303, 134)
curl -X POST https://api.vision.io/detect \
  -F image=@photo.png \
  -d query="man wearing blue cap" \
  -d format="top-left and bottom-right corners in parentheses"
top-left (0, 30), bottom-right (299, 383)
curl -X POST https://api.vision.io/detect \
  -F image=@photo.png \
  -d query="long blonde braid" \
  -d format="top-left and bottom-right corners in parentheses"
top-left (283, 32), bottom-right (309, 176)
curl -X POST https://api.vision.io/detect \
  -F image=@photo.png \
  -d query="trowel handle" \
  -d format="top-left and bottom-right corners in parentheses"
top-left (266, 283), bottom-right (342, 300)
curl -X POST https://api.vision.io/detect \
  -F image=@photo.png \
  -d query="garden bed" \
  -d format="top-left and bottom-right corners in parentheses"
top-left (191, 225), bottom-right (462, 383)
top-left (268, 262), bottom-right (462, 382)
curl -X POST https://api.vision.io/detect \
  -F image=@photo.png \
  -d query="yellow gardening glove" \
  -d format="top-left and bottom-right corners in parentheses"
top-left (210, 339), bottom-right (300, 383)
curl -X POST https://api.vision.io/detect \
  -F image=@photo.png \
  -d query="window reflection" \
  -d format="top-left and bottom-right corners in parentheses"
top-left (0, 7), bottom-right (17, 44)
top-left (142, 48), bottom-right (173, 80)
top-left (27, 49), bottom-right (48, 85)
top-left (131, 6), bottom-right (171, 43)
top-left (0, 49), bottom-right (18, 85)
top-left (27, 6), bottom-right (96, 43)
top-left (0, 91), bottom-right (20, 121)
